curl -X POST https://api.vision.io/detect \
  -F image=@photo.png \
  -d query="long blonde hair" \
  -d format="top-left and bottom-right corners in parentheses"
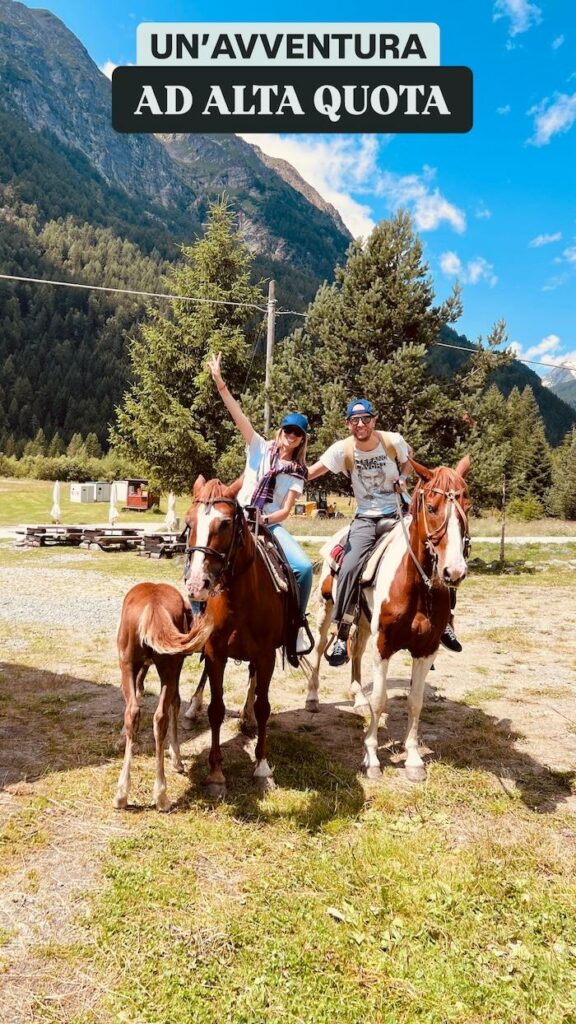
top-left (274, 427), bottom-right (308, 468)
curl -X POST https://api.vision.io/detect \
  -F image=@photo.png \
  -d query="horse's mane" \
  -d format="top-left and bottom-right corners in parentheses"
top-left (197, 478), bottom-right (228, 502)
top-left (409, 465), bottom-right (466, 514)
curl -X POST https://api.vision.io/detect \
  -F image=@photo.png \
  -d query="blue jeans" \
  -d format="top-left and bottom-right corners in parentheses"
top-left (269, 525), bottom-right (313, 616)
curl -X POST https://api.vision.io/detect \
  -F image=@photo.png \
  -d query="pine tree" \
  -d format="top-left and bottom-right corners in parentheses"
top-left (110, 199), bottom-right (264, 491)
top-left (66, 432), bottom-right (85, 458)
top-left (507, 386), bottom-right (553, 502)
top-left (84, 432), bottom-right (102, 458)
top-left (48, 432), bottom-right (65, 457)
top-left (548, 428), bottom-right (576, 519)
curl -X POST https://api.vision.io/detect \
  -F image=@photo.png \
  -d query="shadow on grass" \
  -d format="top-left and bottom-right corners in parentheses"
top-left (468, 557), bottom-right (538, 576)
top-left (0, 660), bottom-right (124, 788)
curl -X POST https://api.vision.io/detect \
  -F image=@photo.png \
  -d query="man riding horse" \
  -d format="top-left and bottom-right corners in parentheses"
top-left (307, 398), bottom-right (462, 665)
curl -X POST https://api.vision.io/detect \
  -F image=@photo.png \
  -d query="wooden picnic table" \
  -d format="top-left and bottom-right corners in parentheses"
top-left (16, 525), bottom-right (85, 547)
top-left (138, 531), bottom-right (186, 559)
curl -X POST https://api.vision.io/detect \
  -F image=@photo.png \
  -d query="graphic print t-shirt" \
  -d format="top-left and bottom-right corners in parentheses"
top-left (320, 434), bottom-right (409, 517)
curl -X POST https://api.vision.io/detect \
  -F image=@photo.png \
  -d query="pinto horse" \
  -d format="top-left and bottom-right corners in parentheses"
top-left (305, 456), bottom-right (471, 782)
top-left (114, 583), bottom-right (212, 811)
top-left (183, 476), bottom-right (289, 796)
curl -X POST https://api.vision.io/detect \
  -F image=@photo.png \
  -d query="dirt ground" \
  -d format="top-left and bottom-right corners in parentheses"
top-left (0, 546), bottom-right (575, 1020)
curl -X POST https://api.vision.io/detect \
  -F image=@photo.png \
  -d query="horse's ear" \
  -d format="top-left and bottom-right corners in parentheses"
top-left (193, 475), bottom-right (206, 497)
top-left (455, 455), bottom-right (471, 479)
top-left (224, 473), bottom-right (244, 499)
top-left (408, 456), bottom-right (433, 482)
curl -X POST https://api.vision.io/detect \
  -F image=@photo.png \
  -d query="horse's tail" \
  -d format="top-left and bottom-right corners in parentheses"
top-left (137, 603), bottom-right (212, 655)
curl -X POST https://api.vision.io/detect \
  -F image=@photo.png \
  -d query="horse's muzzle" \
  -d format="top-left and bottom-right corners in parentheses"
top-left (443, 565), bottom-right (467, 586)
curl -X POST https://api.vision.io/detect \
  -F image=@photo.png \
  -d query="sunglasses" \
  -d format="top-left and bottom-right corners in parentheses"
top-left (282, 426), bottom-right (305, 438)
top-left (348, 415), bottom-right (374, 426)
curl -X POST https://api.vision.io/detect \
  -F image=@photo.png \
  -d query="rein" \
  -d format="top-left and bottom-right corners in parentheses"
top-left (395, 481), bottom-right (470, 591)
top-left (184, 497), bottom-right (254, 592)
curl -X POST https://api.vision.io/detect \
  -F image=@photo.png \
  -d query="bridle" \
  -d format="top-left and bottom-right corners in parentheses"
top-left (183, 497), bottom-right (251, 592)
top-left (396, 479), bottom-right (471, 591)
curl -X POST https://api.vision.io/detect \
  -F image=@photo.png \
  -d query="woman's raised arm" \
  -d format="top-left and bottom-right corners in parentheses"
top-left (207, 352), bottom-right (254, 444)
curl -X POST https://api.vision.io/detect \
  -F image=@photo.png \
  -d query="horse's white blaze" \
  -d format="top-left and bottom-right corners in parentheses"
top-left (370, 529), bottom-right (408, 634)
top-left (187, 505), bottom-right (223, 598)
top-left (253, 758), bottom-right (273, 778)
top-left (442, 510), bottom-right (467, 583)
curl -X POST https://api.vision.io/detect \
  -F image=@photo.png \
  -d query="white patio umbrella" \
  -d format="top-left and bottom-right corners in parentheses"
top-left (165, 491), bottom-right (178, 531)
top-left (108, 481), bottom-right (119, 525)
top-left (50, 480), bottom-right (61, 523)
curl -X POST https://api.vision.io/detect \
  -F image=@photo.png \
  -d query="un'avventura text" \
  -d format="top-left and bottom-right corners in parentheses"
top-left (134, 83), bottom-right (450, 121)
top-left (148, 32), bottom-right (429, 62)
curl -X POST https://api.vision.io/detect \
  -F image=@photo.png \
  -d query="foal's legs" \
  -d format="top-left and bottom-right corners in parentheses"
top-left (152, 655), bottom-right (183, 811)
top-left (205, 656), bottom-right (227, 798)
top-left (253, 650), bottom-right (277, 791)
top-left (404, 654), bottom-right (435, 782)
top-left (114, 656), bottom-right (144, 809)
top-left (182, 665), bottom-right (208, 730)
top-left (115, 662), bottom-right (149, 752)
top-left (240, 662), bottom-right (258, 736)
top-left (362, 643), bottom-right (390, 780)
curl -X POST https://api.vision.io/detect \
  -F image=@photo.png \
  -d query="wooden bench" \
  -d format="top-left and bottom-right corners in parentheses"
top-left (139, 532), bottom-right (186, 559)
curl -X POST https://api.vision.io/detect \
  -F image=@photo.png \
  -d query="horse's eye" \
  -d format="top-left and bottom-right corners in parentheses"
top-left (218, 519), bottom-right (231, 533)
top-left (426, 504), bottom-right (435, 514)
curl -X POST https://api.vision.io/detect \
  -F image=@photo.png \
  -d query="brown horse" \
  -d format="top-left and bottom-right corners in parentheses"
top-left (183, 476), bottom-right (289, 796)
top-left (114, 583), bottom-right (211, 811)
top-left (362, 455), bottom-right (471, 780)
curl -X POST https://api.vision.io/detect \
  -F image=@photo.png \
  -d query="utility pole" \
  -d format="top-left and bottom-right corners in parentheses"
top-left (264, 279), bottom-right (276, 434)
top-left (499, 473), bottom-right (506, 563)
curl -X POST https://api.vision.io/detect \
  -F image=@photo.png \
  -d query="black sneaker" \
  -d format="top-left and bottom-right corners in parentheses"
top-left (440, 623), bottom-right (462, 653)
top-left (326, 637), bottom-right (349, 667)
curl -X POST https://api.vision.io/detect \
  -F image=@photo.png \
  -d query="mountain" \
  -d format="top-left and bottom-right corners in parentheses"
top-left (428, 327), bottom-right (576, 446)
top-left (0, 0), bottom-right (352, 449)
top-left (542, 361), bottom-right (576, 411)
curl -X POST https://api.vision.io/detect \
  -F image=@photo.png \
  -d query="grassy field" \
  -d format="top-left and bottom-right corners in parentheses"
top-left (1, 477), bottom-right (576, 537)
top-left (1, 535), bottom-right (576, 1022)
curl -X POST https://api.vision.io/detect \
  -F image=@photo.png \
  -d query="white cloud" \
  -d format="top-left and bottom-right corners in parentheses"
top-left (528, 92), bottom-right (576, 145)
top-left (238, 133), bottom-right (378, 237)
top-left (100, 61), bottom-right (116, 80)
top-left (493, 0), bottom-right (542, 37)
top-left (542, 273), bottom-right (570, 291)
top-left (529, 231), bottom-right (562, 247)
top-left (497, 104), bottom-right (511, 115)
top-left (440, 251), bottom-right (463, 276)
top-left (552, 34), bottom-right (565, 49)
top-left (563, 245), bottom-right (576, 264)
top-left (440, 251), bottom-right (497, 286)
top-left (524, 334), bottom-right (561, 358)
top-left (375, 168), bottom-right (466, 233)
top-left (475, 205), bottom-right (492, 220)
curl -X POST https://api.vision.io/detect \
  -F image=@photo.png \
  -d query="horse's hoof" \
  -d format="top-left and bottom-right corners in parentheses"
top-left (240, 720), bottom-right (257, 737)
top-left (155, 793), bottom-right (172, 813)
top-left (254, 774), bottom-right (276, 793)
top-left (353, 694), bottom-right (369, 712)
top-left (113, 793), bottom-right (128, 810)
top-left (181, 716), bottom-right (197, 731)
top-left (305, 699), bottom-right (320, 713)
top-left (172, 760), bottom-right (186, 775)
top-left (404, 764), bottom-right (427, 783)
top-left (205, 782), bottom-right (227, 800)
top-left (364, 765), bottom-right (383, 780)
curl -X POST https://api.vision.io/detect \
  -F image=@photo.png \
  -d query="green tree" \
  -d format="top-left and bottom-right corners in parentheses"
top-left (48, 432), bottom-right (65, 457)
top-left (110, 199), bottom-right (264, 491)
top-left (66, 432), bottom-right (85, 458)
top-left (507, 386), bottom-right (553, 503)
top-left (548, 428), bottom-right (576, 519)
top-left (84, 432), bottom-right (102, 458)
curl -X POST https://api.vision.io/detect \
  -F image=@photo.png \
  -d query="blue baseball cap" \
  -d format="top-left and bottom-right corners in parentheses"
top-left (346, 398), bottom-right (375, 419)
top-left (280, 412), bottom-right (309, 434)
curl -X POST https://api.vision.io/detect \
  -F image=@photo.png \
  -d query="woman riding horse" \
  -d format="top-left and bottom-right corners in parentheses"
top-left (207, 352), bottom-right (313, 654)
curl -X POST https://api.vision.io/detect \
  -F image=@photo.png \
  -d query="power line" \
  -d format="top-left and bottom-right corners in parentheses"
top-left (433, 340), bottom-right (576, 372)
top-left (0, 272), bottom-right (267, 312)
top-left (0, 270), bottom-right (573, 372)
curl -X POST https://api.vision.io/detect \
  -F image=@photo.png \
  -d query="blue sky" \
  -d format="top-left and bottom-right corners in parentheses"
top-left (24, 0), bottom-right (576, 377)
